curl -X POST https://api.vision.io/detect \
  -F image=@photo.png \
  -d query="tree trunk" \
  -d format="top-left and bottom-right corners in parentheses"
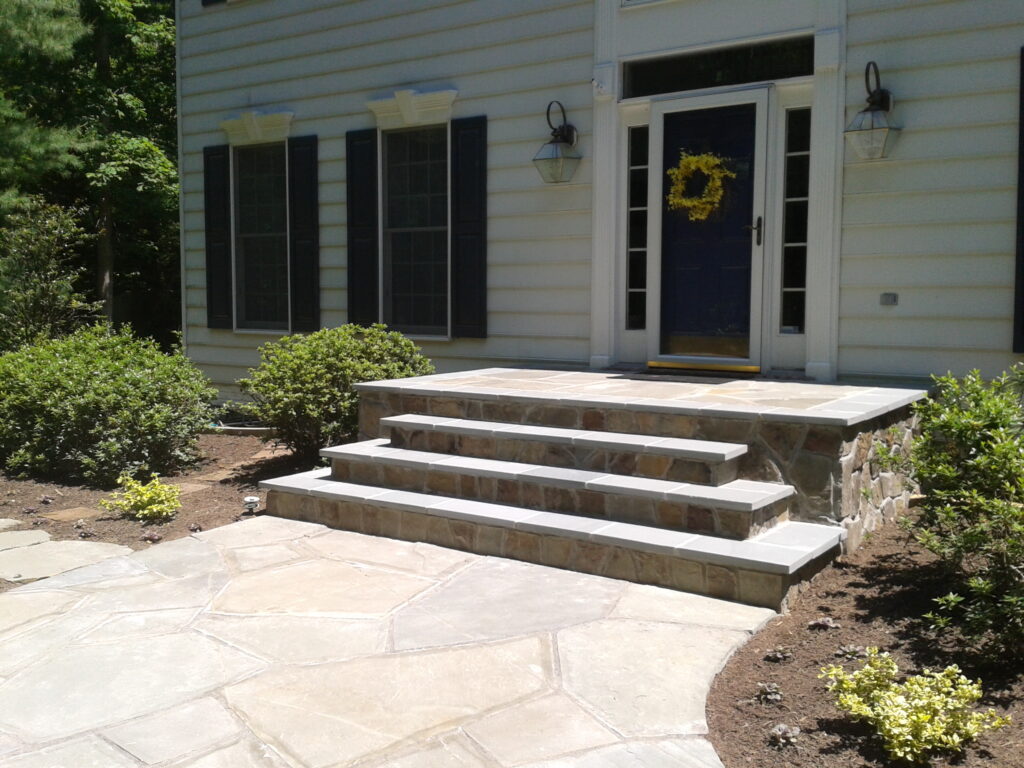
top-left (97, 195), bottom-right (113, 320)
top-left (95, 13), bottom-right (113, 321)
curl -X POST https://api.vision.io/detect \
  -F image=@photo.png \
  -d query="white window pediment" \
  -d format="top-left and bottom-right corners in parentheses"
top-left (219, 110), bottom-right (294, 146)
top-left (367, 89), bottom-right (458, 130)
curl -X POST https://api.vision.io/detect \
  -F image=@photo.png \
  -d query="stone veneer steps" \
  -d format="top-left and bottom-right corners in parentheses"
top-left (324, 439), bottom-right (793, 540)
top-left (262, 467), bottom-right (842, 609)
top-left (263, 368), bottom-right (925, 609)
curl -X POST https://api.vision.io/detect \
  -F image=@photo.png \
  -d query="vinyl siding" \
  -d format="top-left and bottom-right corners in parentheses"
top-left (839, 0), bottom-right (1024, 378)
top-left (178, 0), bottom-right (594, 393)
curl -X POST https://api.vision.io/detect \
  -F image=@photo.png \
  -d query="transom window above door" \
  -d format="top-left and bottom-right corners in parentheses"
top-left (623, 37), bottom-right (814, 99)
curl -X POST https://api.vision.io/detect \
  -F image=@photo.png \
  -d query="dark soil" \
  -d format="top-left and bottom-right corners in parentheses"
top-left (0, 434), bottom-right (312, 593)
top-left (707, 521), bottom-right (1024, 767)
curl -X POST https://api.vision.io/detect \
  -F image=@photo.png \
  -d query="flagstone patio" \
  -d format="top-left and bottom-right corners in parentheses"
top-left (0, 515), bottom-right (773, 768)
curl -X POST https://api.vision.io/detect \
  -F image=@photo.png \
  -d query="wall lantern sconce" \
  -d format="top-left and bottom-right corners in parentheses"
top-left (844, 61), bottom-right (900, 160)
top-left (532, 101), bottom-right (581, 183)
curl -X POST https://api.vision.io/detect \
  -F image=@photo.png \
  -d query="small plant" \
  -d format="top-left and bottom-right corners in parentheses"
top-left (764, 646), bottom-right (794, 663)
top-left (753, 682), bottom-right (783, 705)
top-left (820, 648), bottom-right (1009, 764)
top-left (835, 644), bottom-right (868, 661)
top-left (100, 473), bottom-right (181, 523)
top-left (808, 616), bottom-right (841, 631)
top-left (239, 324), bottom-right (434, 460)
top-left (768, 723), bottom-right (800, 749)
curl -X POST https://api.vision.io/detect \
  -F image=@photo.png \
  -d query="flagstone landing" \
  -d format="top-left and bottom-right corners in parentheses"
top-left (0, 516), bottom-right (773, 768)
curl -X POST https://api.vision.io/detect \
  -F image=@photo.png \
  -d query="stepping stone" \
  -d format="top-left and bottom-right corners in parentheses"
top-left (0, 520), bottom-right (22, 532)
top-left (0, 737), bottom-right (138, 768)
top-left (0, 530), bottom-right (49, 552)
top-left (40, 506), bottom-right (102, 523)
top-left (0, 541), bottom-right (131, 582)
top-left (0, 591), bottom-right (78, 636)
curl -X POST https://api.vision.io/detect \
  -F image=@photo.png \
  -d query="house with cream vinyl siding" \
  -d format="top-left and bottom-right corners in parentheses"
top-left (178, 0), bottom-right (1024, 396)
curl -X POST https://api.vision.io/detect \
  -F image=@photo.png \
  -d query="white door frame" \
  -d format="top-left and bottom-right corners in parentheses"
top-left (645, 86), bottom-right (770, 371)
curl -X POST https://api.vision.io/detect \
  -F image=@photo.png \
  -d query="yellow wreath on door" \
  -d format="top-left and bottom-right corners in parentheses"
top-left (665, 151), bottom-right (737, 222)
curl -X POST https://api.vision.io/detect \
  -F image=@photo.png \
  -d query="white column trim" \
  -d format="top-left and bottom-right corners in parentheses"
top-left (804, 0), bottom-right (846, 381)
top-left (589, 0), bottom-right (619, 369)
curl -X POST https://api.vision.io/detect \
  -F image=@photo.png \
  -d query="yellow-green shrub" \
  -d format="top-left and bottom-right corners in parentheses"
top-left (820, 648), bottom-right (1009, 763)
top-left (100, 473), bottom-right (181, 522)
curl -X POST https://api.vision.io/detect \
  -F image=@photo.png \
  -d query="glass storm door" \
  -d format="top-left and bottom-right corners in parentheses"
top-left (647, 89), bottom-right (767, 371)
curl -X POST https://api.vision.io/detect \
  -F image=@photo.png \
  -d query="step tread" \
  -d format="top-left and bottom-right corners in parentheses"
top-left (260, 471), bottom-right (841, 575)
top-left (380, 414), bottom-right (746, 461)
top-left (321, 442), bottom-right (792, 512)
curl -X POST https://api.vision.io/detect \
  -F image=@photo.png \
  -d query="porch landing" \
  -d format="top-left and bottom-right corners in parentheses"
top-left (265, 369), bottom-right (926, 609)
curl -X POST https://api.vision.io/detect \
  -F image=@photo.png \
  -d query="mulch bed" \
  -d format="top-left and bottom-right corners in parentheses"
top-left (707, 520), bottom-right (1024, 767)
top-left (0, 434), bottom-right (312, 594)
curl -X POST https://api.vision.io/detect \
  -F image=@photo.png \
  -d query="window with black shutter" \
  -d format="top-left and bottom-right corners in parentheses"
top-left (345, 116), bottom-right (487, 338)
top-left (202, 136), bottom-right (319, 332)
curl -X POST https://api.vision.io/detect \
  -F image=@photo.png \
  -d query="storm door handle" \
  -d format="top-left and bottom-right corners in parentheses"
top-left (743, 216), bottom-right (763, 246)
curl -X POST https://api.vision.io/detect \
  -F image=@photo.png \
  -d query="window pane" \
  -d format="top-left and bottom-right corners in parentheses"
top-left (384, 126), bottom-right (449, 335)
top-left (624, 37), bottom-right (814, 99)
top-left (786, 108), bottom-right (811, 153)
top-left (629, 126), bottom-right (648, 164)
top-left (629, 168), bottom-right (648, 208)
top-left (628, 250), bottom-right (646, 290)
top-left (784, 200), bottom-right (808, 244)
top-left (781, 291), bottom-right (805, 333)
top-left (628, 209), bottom-right (647, 249)
top-left (627, 291), bottom-right (646, 330)
top-left (235, 143), bottom-right (288, 330)
top-left (782, 246), bottom-right (806, 289)
top-left (784, 154), bottom-right (809, 198)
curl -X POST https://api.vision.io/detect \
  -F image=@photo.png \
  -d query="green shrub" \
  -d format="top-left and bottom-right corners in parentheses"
top-left (820, 648), bottom-right (1009, 763)
top-left (100, 472), bottom-right (181, 522)
top-left (238, 324), bottom-right (434, 459)
top-left (0, 197), bottom-right (100, 352)
top-left (908, 368), bottom-right (1024, 653)
top-left (0, 325), bottom-right (216, 486)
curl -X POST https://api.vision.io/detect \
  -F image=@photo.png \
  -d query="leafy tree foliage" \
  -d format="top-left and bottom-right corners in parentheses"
top-left (0, 197), bottom-right (100, 352)
top-left (0, 0), bottom-right (179, 343)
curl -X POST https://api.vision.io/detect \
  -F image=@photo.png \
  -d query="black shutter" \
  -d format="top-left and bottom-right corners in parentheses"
top-left (203, 145), bottom-right (232, 329)
top-left (346, 128), bottom-right (379, 326)
top-left (288, 135), bottom-right (320, 332)
top-left (450, 116), bottom-right (488, 338)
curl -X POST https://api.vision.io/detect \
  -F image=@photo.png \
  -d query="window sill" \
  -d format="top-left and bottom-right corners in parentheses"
top-left (234, 328), bottom-right (291, 336)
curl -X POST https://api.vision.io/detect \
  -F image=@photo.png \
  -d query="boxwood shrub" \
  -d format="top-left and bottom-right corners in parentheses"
top-left (239, 324), bottom-right (434, 459)
top-left (0, 325), bottom-right (216, 487)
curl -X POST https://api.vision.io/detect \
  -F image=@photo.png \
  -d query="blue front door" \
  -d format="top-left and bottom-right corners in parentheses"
top-left (659, 103), bottom-right (758, 360)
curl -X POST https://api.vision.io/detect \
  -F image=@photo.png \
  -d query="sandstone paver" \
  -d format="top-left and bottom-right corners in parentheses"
top-left (305, 529), bottom-right (472, 577)
top-left (103, 697), bottom-right (239, 764)
top-left (464, 693), bottom-right (618, 765)
top-left (0, 540), bottom-right (131, 581)
top-left (0, 519), bottom-right (768, 767)
top-left (0, 592), bottom-right (78, 636)
top-left (228, 543), bottom-right (302, 572)
top-left (224, 636), bottom-right (550, 767)
top-left (0, 738), bottom-right (138, 768)
top-left (0, 531), bottom-right (49, 552)
top-left (0, 633), bottom-right (264, 740)
top-left (558, 619), bottom-right (750, 736)
top-left (0, 520), bottom-right (22, 531)
top-left (392, 558), bottom-right (623, 650)
top-left (193, 613), bottom-right (385, 664)
top-left (611, 583), bottom-right (774, 631)
top-left (212, 558), bottom-right (432, 617)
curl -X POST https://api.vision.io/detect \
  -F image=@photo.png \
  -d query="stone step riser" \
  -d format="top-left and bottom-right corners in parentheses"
top-left (331, 456), bottom-right (788, 540)
top-left (267, 488), bottom-right (831, 610)
top-left (386, 425), bottom-right (740, 486)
